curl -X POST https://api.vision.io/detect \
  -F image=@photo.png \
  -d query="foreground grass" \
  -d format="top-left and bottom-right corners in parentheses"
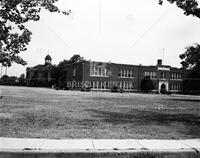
top-left (0, 86), bottom-right (200, 139)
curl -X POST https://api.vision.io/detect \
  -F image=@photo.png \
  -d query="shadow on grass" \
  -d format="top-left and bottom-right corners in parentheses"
top-left (167, 98), bottom-right (200, 102)
top-left (85, 108), bottom-right (200, 138)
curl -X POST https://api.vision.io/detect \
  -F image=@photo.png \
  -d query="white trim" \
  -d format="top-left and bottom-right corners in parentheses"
top-left (91, 88), bottom-right (110, 91)
top-left (158, 81), bottom-right (169, 92)
top-left (118, 77), bottom-right (134, 79)
top-left (90, 75), bottom-right (109, 77)
top-left (170, 79), bottom-right (182, 81)
top-left (158, 67), bottom-right (170, 71)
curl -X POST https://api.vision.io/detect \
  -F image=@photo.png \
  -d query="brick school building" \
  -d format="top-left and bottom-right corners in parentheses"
top-left (63, 59), bottom-right (185, 93)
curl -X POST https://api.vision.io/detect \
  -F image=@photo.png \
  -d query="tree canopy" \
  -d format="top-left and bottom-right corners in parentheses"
top-left (180, 43), bottom-right (200, 93)
top-left (50, 54), bottom-right (84, 88)
top-left (0, 0), bottom-right (70, 66)
top-left (159, 0), bottom-right (200, 18)
top-left (140, 76), bottom-right (154, 93)
top-left (180, 43), bottom-right (200, 71)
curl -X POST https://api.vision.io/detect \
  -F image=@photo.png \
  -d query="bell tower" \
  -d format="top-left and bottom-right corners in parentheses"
top-left (45, 54), bottom-right (52, 65)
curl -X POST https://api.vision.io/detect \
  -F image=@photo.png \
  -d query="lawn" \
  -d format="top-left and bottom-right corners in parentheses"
top-left (0, 85), bottom-right (200, 139)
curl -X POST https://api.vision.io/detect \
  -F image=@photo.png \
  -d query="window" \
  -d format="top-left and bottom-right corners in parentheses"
top-left (170, 73), bottom-right (173, 79)
top-left (153, 72), bottom-right (156, 78)
top-left (124, 70), bottom-right (126, 77)
top-left (174, 73), bottom-right (176, 79)
top-left (90, 66), bottom-right (94, 76)
top-left (105, 69), bottom-right (107, 76)
top-left (170, 84), bottom-right (181, 91)
top-left (179, 73), bottom-right (182, 79)
top-left (119, 82), bottom-right (122, 88)
top-left (73, 68), bottom-right (76, 76)
top-left (94, 67), bottom-right (98, 76)
top-left (90, 66), bottom-right (108, 77)
top-left (130, 70), bottom-right (133, 77)
top-left (161, 72), bottom-right (166, 79)
top-left (150, 72), bottom-right (152, 78)
top-left (103, 82), bottom-right (106, 89)
top-left (127, 70), bottom-right (130, 77)
top-left (118, 69), bottom-right (134, 78)
top-left (99, 68), bottom-right (102, 76)
top-left (118, 70), bottom-right (122, 77)
top-left (145, 71), bottom-right (156, 79)
top-left (124, 82), bottom-right (127, 89)
top-left (145, 71), bottom-right (149, 77)
top-left (170, 73), bottom-right (182, 80)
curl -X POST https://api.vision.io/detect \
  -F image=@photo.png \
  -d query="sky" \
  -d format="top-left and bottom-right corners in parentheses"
top-left (4, 0), bottom-right (200, 77)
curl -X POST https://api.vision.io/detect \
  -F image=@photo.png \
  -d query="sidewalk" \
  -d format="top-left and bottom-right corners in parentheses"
top-left (0, 138), bottom-right (200, 157)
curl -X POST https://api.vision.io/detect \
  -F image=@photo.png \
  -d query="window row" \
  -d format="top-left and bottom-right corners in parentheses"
top-left (144, 71), bottom-right (157, 79)
top-left (90, 81), bottom-right (134, 90)
top-left (90, 66), bottom-right (109, 77)
top-left (170, 73), bottom-right (182, 80)
top-left (170, 84), bottom-right (181, 91)
top-left (118, 70), bottom-right (134, 78)
top-left (91, 81), bottom-right (109, 89)
top-left (119, 81), bottom-right (134, 90)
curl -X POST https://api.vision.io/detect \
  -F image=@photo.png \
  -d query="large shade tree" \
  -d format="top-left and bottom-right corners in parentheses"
top-left (1, 0), bottom-right (199, 67)
top-left (51, 54), bottom-right (85, 88)
top-left (0, 0), bottom-right (70, 66)
top-left (159, 0), bottom-right (200, 18)
top-left (140, 76), bottom-right (154, 93)
top-left (180, 43), bottom-right (200, 71)
top-left (179, 43), bottom-right (200, 93)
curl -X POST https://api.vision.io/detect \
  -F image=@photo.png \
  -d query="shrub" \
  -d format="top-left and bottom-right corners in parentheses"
top-left (111, 86), bottom-right (119, 93)
top-left (140, 76), bottom-right (154, 93)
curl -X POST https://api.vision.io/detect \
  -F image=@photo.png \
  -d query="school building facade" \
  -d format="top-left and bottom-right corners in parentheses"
top-left (26, 55), bottom-right (54, 87)
top-left (65, 59), bottom-right (185, 93)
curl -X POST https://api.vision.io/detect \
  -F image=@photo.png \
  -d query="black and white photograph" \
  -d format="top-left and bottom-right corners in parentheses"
top-left (0, 0), bottom-right (200, 157)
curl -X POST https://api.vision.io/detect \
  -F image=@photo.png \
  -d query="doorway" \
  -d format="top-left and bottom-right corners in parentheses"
top-left (160, 83), bottom-right (166, 93)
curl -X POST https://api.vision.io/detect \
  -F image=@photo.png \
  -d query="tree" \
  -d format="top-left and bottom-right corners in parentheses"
top-left (68, 54), bottom-right (84, 64)
top-left (0, 75), bottom-right (17, 85)
top-left (51, 63), bottom-right (66, 88)
top-left (180, 43), bottom-right (200, 71)
top-left (0, 0), bottom-right (71, 66)
top-left (140, 76), bottom-right (154, 93)
top-left (18, 73), bottom-right (26, 86)
top-left (51, 54), bottom-right (85, 88)
top-left (179, 43), bottom-right (200, 93)
top-left (159, 0), bottom-right (200, 18)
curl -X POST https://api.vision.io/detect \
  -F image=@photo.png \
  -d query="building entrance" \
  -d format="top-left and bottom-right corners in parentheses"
top-left (158, 81), bottom-right (169, 93)
top-left (160, 84), bottom-right (166, 93)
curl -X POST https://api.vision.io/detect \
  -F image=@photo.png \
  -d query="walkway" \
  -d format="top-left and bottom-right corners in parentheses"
top-left (0, 138), bottom-right (200, 157)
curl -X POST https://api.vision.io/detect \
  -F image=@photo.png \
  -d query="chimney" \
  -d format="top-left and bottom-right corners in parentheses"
top-left (157, 59), bottom-right (162, 66)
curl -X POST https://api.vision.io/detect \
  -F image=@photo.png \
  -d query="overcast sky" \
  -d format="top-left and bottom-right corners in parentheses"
top-left (5, 0), bottom-right (200, 76)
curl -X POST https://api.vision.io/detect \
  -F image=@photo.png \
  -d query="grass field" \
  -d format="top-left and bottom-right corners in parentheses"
top-left (0, 85), bottom-right (200, 139)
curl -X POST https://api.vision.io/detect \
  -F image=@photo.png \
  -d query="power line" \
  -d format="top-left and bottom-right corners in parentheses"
top-left (40, 19), bottom-right (72, 50)
top-left (130, 7), bottom-right (172, 48)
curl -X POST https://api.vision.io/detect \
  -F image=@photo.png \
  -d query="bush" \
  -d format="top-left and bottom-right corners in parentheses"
top-left (111, 86), bottom-right (119, 93)
top-left (81, 86), bottom-right (91, 92)
top-left (140, 76), bottom-right (154, 93)
top-left (119, 88), bottom-right (125, 93)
